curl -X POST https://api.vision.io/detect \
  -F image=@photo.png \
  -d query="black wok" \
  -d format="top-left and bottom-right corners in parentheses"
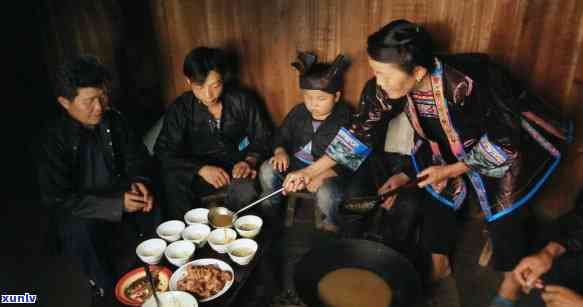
top-left (294, 238), bottom-right (421, 307)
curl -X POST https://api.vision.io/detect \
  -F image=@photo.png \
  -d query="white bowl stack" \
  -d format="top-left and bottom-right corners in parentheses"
top-left (136, 209), bottom-right (263, 268)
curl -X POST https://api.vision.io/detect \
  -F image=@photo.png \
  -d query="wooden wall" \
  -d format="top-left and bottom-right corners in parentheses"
top-left (40, 0), bottom-right (582, 207)
top-left (149, 0), bottom-right (583, 125)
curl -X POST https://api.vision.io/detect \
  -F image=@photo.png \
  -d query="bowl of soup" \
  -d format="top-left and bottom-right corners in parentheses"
top-left (234, 215), bottom-right (263, 238)
top-left (227, 239), bottom-right (258, 266)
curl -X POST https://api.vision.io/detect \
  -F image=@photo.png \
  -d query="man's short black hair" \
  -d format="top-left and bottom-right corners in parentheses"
top-left (183, 47), bottom-right (231, 84)
top-left (55, 55), bottom-right (111, 100)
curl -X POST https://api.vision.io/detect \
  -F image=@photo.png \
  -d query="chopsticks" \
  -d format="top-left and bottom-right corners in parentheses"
top-left (143, 264), bottom-right (162, 307)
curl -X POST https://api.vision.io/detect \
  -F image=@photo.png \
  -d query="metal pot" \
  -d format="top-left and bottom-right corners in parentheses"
top-left (294, 239), bottom-right (421, 307)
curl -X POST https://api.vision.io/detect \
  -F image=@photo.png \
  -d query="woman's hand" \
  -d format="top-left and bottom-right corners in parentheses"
top-left (306, 169), bottom-right (337, 193)
top-left (378, 172), bottom-right (410, 209)
top-left (270, 148), bottom-right (290, 172)
top-left (417, 162), bottom-right (470, 191)
top-left (282, 170), bottom-right (311, 194)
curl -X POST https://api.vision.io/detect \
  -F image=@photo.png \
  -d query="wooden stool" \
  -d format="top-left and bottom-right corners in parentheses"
top-left (285, 192), bottom-right (324, 228)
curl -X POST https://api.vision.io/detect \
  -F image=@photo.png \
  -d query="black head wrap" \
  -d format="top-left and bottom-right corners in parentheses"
top-left (292, 52), bottom-right (350, 94)
top-left (367, 19), bottom-right (433, 70)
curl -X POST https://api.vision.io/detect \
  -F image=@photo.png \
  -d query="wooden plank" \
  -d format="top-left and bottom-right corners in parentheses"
top-left (41, 0), bottom-right (583, 124)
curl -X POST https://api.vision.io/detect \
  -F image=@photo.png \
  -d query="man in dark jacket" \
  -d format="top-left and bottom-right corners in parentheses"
top-left (37, 56), bottom-right (155, 295)
top-left (155, 47), bottom-right (271, 220)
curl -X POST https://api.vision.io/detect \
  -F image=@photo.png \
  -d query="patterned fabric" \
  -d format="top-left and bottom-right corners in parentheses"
top-left (411, 90), bottom-right (439, 118)
top-left (294, 141), bottom-right (315, 164)
top-left (326, 127), bottom-right (371, 171)
top-left (462, 134), bottom-right (513, 178)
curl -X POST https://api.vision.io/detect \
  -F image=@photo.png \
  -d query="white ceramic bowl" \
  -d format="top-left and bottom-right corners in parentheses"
top-left (234, 215), bottom-right (263, 238)
top-left (164, 240), bottom-right (195, 267)
top-left (184, 208), bottom-right (210, 225)
top-left (182, 223), bottom-right (211, 247)
top-left (207, 228), bottom-right (237, 254)
top-left (142, 290), bottom-right (198, 307)
top-left (227, 238), bottom-right (258, 266)
top-left (136, 238), bottom-right (167, 265)
top-left (156, 220), bottom-right (186, 242)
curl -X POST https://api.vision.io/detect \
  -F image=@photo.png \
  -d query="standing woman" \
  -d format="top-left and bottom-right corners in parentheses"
top-left (283, 19), bottom-right (571, 306)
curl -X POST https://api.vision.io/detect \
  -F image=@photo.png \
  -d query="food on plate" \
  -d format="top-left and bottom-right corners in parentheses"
top-left (124, 271), bottom-right (161, 303)
top-left (318, 268), bottom-right (392, 307)
top-left (177, 264), bottom-right (233, 299)
top-left (230, 247), bottom-right (254, 257)
top-left (238, 224), bottom-right (257, 231)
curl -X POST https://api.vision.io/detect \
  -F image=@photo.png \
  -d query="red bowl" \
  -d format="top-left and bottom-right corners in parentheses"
top-left (114, 265), bottom-right (172, 306)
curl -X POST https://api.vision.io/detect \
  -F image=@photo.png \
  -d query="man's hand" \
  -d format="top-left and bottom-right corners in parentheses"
top-left (123, 192), bottom-right (145, 213)
top-left (232, 161), bottom-right (257, 179)
top-left (282, 170), bottom-right (311, 194)
top-left (542, 285), bottom-right (583, 307)
top-left (513, 242), bottom-right (565, 292)
top-left (378, 172), bottom-right (410, 209)
top-left (199, 165), bottom-right (231, 188)
top-left (130, 182), bottom-right (154, 212)
top-left (270, 148), bottom-right (289, 172)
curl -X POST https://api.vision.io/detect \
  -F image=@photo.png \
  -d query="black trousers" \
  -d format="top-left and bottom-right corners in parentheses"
top-left (421, 191), bottom-right (529, 272)
top-left (343, 152), bottom-right (424, 252)
top-left (161, 164), bottom-right (259, 220)
top-left (56, 210), bottom-right (160, 292)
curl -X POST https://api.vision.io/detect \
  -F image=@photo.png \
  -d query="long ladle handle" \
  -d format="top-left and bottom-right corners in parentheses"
top-left (234, 187), bottom-right (285, 217)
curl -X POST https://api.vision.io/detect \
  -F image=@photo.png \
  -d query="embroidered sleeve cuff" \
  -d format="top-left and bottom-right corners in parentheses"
top-left (325, 127), bottom-right (372, 171)
top-left (462, 134), bottom-right (512, 178)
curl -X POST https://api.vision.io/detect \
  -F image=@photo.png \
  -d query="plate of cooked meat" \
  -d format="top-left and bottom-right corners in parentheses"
top-left (169, 258), bottom-right (235, 302)
top-left (115, 265), bottom-right (172, 306)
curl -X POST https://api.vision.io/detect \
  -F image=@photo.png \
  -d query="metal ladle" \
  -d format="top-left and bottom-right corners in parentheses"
top-left (208, 187), bottom-right (284, 228)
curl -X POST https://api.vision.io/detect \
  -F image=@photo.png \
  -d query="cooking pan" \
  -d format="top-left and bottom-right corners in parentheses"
top-left (294, 238), bottom-right (421, 307)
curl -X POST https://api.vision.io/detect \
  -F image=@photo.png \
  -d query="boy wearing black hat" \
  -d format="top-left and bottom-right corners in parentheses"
top-left (259, 52), bottom-right (351, 232)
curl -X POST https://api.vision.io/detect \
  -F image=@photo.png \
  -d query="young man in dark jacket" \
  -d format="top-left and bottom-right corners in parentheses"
top-left (155, 47), bottom-right (271, 220)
